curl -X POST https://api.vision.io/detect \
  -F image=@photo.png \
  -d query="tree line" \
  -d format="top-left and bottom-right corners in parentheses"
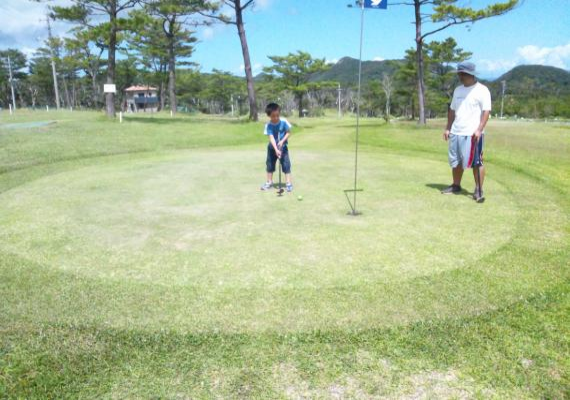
top-left (2, 0), bottom-right (542, 123)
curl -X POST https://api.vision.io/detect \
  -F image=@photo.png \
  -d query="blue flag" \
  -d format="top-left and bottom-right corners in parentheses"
top-left (364, 0), bottom-right (388, 9)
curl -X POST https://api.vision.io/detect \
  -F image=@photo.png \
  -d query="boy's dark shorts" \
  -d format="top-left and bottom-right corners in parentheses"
top-left (266, 144), bottom-right (291, 174)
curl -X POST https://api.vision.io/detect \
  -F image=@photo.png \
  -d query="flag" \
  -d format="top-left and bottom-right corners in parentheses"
top-left (364, 0), bottom-right (388, 9)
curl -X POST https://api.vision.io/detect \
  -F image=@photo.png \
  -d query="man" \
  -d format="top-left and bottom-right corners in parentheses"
top-left (442, 62), bottom-right (491, 203)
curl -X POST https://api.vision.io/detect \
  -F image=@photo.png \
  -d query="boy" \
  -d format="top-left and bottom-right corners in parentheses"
top-left (260, 103), bottom-right (293, 192)
top-left (442, 62), bottom-right (491, 203)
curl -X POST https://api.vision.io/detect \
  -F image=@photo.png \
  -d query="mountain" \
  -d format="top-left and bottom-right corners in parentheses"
top-left (254, 57), bottom-right (403, 86)
top-left (309, 57), bottom-right (403, 85)
top-left (487, 65), bottom-right (570, 98)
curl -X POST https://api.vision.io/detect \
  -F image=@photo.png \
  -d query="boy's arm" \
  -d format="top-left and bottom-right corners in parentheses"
top-left (269, 135), bottom-right (281, 156)
top-left (278, 131), bottom-right (290, 148)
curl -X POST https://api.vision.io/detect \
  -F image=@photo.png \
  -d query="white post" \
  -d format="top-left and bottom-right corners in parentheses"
top-left (46, 105), bottom-right (49, 112)
top-left (231, 94), bottom-right (235, 117)
top-left (338, 84), bottom-right (342, 118)
top-left (9, 103), bottom-right (13, 115)
top-left (170, 110), bottom-right (173, 118)
top-left (500, 80), bottom-right (506, 119)
top-left (119, 111), bottom-right (123, 123)
top-left (46, 16), bottom-right (61, 110)
top-left (7, 55), bottom-right (17, 112)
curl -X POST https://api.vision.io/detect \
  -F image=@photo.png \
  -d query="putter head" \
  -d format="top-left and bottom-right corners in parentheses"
top-left (277, 188), bottom-right (285, 196)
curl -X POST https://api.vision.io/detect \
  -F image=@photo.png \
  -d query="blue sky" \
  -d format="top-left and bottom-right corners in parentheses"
top-left (1, 0), bottom-right (569, 79)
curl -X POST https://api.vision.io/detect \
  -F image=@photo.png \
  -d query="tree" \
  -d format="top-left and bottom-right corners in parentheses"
top-left (395, 48), bottom-right (420, 119)
top-left (144, 0), bottom-right (215, 115)
top-left (202, 69), bottom-right (246, 114)
top-left (398, 0), bottom-right (519, 124)
top-left (381, 73), bottom-right (394, 122)
top-left (264, 51), bottom-right (331, 118)
top-left (127, 11), bottom-right (174, 111)
top-left (0, 49), bottom-right (27, 109)
top-left (64, 26), bottom-right (107, 108)
top-left (426, 37), bottom-right (472, 101)
top-left (210, 0), bottom-right (259, 121)
top-left (49, 0), bottom-right (141, 117)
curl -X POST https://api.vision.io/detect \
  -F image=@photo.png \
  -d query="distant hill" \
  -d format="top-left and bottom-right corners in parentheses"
top-left (487, 64), bottom-right (570, 98)
top-left (254, 57), bottom-right (403, 86)
top-left (309, 57), bottom-right (403, 85)
top-left (255, 59), bottom-right (570, 111)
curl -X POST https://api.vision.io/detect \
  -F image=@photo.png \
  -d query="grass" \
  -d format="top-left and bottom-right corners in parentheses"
top-left (0, 110), bottom-right (568, 398)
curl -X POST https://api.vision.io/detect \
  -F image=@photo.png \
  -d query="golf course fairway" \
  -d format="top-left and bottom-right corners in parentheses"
top-left (0, 111), bottom-right (568, 398)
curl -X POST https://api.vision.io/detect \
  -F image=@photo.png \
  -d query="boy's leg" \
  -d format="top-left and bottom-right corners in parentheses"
top-left (281, 151), bottom-right (293, 188)
top-left (262, 146), bottom-right (277, 190)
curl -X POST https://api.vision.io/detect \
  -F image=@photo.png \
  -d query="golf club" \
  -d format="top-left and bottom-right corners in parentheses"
top-left (473, 136), bottom-right (484, 203)
top-left (277, 144), bottom-right (284, 196)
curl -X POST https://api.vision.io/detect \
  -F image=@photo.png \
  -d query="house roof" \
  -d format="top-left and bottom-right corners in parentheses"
top-left (125, 85), bottom-right (158, 92)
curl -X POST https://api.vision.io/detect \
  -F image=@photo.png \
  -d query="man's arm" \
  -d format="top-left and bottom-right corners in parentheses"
top-left (473, 111), bottom-right (490, 141)
top-left (444, 107), bottom-right (455, 141)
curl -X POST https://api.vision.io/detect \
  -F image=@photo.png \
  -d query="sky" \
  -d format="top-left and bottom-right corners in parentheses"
top-left (1, 0), bottom-right (569, 79)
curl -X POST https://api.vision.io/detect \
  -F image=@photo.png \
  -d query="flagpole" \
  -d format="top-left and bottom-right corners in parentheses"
top-left (352, 1), bottom-right (365, 215)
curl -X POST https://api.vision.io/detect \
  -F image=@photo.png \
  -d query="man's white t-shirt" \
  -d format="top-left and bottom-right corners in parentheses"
top-left (450, 82), bottom-right (492, 136)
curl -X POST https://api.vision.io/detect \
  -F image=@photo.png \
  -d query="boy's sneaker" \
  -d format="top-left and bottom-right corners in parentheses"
top-left (286, 183), bottom-right (293, 193)
top-left (441, 184), bottom-right (461, 194)
top-left (260, 182), bottom-right (273, 191)
top-left (473, 189), bottom-right (485, 203)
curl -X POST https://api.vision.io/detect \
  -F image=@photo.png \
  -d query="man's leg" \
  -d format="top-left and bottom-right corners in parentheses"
top-left (442, 134), bottom-right (464, 194)
top-left (453, 166), bottom-right (464, 186)
top-left (472, 135), bottom-right (485, 202)
top-left (473, 165), bottom-right (485, 188)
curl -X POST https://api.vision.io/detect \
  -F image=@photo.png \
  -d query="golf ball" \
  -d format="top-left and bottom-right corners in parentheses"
top-left (297, 195), bottom-right (303, 201)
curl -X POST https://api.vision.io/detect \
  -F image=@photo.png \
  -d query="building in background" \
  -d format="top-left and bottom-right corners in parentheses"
top-left (125, 86), bottom-right (159, 113)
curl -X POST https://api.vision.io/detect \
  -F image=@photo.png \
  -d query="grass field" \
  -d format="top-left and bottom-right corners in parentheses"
top-left (0, 110), bottom-right (568, 399)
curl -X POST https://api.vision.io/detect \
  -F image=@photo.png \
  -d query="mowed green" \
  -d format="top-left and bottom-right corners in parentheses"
top-left (0, 111), bottom-right (568, 398)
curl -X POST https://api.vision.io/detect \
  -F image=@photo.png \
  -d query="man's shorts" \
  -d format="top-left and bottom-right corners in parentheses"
top-left (266, 144), bottom-right (291, 174)
top-left (448, 134), bottom-right (484, 169)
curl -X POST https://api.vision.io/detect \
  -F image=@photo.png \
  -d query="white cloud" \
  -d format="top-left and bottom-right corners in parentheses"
top-left (517, 43), bottom-right (570, 69)
top-left (0, 0), bottom-right (75, 50)
top-left (238, 62), bottom-right (263, 75)
top-left (255, 0), bottom-right (273, 10)
top-left (202, 27), bottom-right (215, 40)
top-left (373, 56), bottom-right (385, 62)
top-left (477, 59), bottom-right (518, 73)
top-left (326, 58), bottom-right (339, 65)
top-left (477, 42), bottom-right (570, 76)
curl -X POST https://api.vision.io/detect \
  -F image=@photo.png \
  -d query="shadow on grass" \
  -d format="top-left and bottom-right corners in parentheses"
top-left (425, 183), bottom-right (473, 197)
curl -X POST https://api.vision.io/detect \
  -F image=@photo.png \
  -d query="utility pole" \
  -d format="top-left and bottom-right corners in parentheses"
top-left (46, 15), bottom-right (61, 110)
top-left (7, 55), bottom-right (16, 111)
top-left (337, 83), bottom-right (342, 118)
top-left (500, 80), bottom-right (506, 119)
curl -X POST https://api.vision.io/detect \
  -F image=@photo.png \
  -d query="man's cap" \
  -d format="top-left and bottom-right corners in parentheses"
top-left (454, 62), bottom-right (477, 76)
